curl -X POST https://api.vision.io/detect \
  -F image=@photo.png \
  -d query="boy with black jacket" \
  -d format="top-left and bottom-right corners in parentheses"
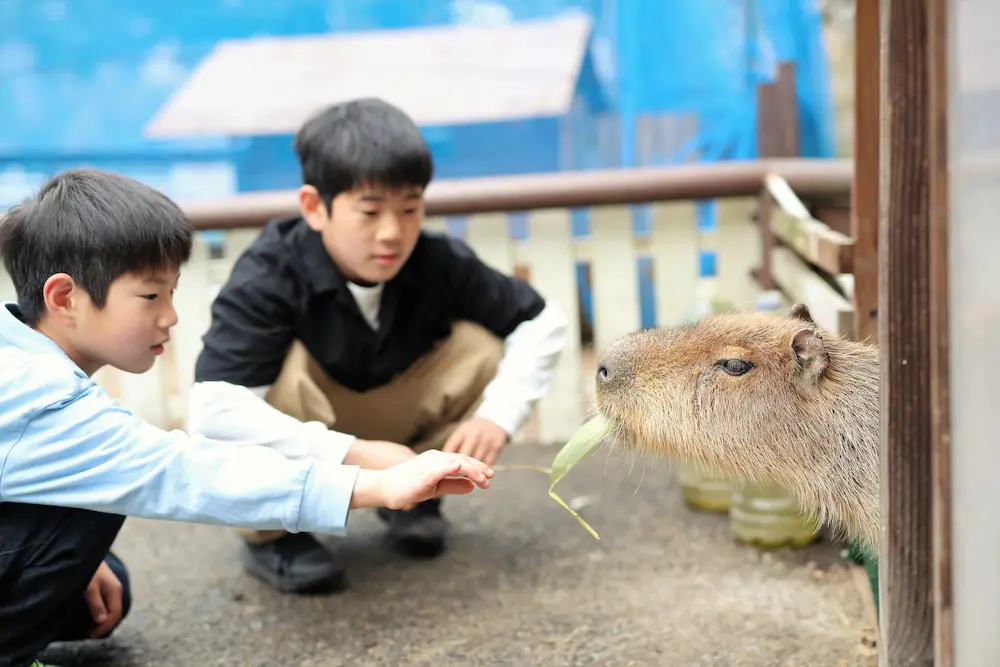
top-left (189, 98), bottom-right (567, 594)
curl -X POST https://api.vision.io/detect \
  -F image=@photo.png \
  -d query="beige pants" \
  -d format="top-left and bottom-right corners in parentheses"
top-left (240, 320), bottom-right (504, 544)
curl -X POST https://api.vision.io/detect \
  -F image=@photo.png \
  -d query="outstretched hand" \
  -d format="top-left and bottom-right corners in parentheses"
top-left (353, 450), bottom-right (494, 511)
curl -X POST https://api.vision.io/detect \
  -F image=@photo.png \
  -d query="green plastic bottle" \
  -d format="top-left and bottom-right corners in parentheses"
top-left (729, 479), bottom-right (819, 548)
top-left (728, 289), bottom-right (819, 548)
top-left (678, 251), bottom-right (733, 513)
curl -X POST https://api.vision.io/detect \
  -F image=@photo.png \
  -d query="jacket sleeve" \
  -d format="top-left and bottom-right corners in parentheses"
top-left (0, 378), bottom-right (359, 536)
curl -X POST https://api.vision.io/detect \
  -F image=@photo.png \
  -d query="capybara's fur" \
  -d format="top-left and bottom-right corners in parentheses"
top-left (593, 304), bottom-right (879, 552)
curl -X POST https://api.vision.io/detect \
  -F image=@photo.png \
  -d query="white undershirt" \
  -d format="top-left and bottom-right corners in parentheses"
top-left (345, 281), bottom-right (383, 330)
top-left (187, 284), bottom-right (568, 462)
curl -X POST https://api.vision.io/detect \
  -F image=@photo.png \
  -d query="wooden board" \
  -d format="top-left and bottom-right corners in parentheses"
top-left (765, 174), bottom-right (854, 277)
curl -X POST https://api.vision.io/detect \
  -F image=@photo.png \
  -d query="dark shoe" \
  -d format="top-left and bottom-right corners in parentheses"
top-left (238, 532), bottom-right (345, 594)
top-left (377, 498), bottom-right (447, 558)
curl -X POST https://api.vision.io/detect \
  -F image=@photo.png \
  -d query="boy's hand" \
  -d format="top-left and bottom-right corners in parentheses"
top-left (442, 417), bottom-right (509, 467)
top-left (352, 450), bottom-right (494, 510)
top-left (84, 560), bottom-right (123, 639)
top-left (343, 439), bottom-right (416, 470)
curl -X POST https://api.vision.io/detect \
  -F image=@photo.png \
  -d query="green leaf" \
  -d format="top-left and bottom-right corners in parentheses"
top-left (550, 415), bottom-right (612, 488)
top-left (548, 415), bottom-right (611, 539)
top-left (549, 488), bottom-right (601, 540)
top-left (492, 416), bottom-right (610, 540)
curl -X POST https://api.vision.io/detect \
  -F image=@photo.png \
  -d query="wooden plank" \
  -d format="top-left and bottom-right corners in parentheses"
top-left (878, 0), bottom-right (935, 662)
top-left (520, 209), bottom-right (583, 443)
top-left (465, 213), bottom-right (514, 275)
top-left (649, 202), bottom-right (699, 327)
top-left (422, 215), bottom-right (449, 234)
top-left (589, 206), bottom-right (640, 352)
top-left (112, 359), bottom-right (170, 428)
top-left (770, 247), bottom-right (853, 337)
top-left (928, 0), bottom-right (954, 664)
top-left (851, 0), bottom-right (881, 345)
top-left (715, 197), bottom-right (761, 311)
top-left (166, 232), bottom-right (214, 430)
top-left (753, 187), bottom-right (777, 289)
top-left (765, 173), bottom-right (854, 276)
top-left (0, 267), bottom-right (15, 304)
top-left (223, 229), bottom-right (260, 262)
top-left (813, 204), bottom-right (852, 237)
top-left (210, 229), bottom-right (261, 290)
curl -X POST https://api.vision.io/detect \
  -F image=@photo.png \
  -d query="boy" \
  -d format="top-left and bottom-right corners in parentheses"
top-left (0, 169), bottom-right (493, 667)
top-left (189, 97), bottom-right (568, 594)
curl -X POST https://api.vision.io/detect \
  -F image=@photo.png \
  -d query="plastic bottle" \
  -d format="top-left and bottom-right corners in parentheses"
top-left (727, 289), bottom-right (820, 548)
top-left (677, 251), bottom-right (733, 513)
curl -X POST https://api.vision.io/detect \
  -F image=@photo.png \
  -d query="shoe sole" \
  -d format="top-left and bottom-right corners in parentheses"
top-left (237, 548), bottom-right (346, 595)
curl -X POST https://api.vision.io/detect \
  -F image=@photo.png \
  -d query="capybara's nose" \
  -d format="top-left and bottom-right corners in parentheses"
top-left (596, 364), bottom-right (612, 383)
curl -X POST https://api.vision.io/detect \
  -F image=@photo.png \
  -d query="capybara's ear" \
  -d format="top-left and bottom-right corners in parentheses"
top-left (789, 303), bottom-right (815, 324)
top-left (790, 328), bottom-right (829, 383)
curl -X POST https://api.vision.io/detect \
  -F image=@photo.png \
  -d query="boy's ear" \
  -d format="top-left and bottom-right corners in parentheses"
top-left (298, 186), bottom-right (330, 232)
top-left (42, 273), bottom-right (81, 324)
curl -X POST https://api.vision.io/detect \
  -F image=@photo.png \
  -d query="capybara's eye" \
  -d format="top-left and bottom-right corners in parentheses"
top-left (718, 359), bottom-right (754, 376)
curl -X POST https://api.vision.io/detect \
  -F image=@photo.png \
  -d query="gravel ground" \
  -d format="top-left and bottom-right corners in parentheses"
top-left (41, 444), bottom-right (878, 667)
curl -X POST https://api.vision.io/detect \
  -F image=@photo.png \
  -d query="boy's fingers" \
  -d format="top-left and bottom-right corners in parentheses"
top-left (442, 430), bottom-right (464, 453)
top-left (441, 457), bottom-right (492, 489)
top-left (436, 477), bottom-right (475, 495)
top-left (84, 585), bottom-right (108, 624)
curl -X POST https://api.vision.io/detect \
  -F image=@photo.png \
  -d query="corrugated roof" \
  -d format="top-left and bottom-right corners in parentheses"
top-left (144, 13), bottom-right (594, 139)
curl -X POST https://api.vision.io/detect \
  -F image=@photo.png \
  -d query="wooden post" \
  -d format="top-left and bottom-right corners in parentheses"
top-left (927, 0), bottom-right (953, 663)
top-left (851, 0), bottom-right (880, 344)
top-left (878, 0), bottom-right (935, 663)
top-left (754, 61), bottom-right (801, 290)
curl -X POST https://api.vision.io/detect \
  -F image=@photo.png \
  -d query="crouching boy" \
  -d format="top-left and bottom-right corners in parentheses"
top-left (0, 169), bottom-right (493, 667)
top-left (188, 98), bottom-right (568, 594)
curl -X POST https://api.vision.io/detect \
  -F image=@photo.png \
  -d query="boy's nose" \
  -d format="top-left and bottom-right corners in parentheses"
top-left (161, 303), bottom-right (179, 328)
top-left (376, 217), bottom-right (402, 239)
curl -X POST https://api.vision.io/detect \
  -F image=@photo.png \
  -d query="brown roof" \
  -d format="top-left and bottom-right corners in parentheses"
top-left (144, 13), bottom-right (594, 139)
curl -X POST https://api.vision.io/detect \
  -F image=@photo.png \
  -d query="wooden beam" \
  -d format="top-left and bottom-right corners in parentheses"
top-left (765, 173), bottom-right (854, 276)
top-left (878, 0), bottom-right (935, 663)
top-left (754, 61), bottom-right (801, 289)
top-left (752, 186), bottom-right (777, 289)
top-left (851, 0), bottom-right (880, 345)
top-left (770, 246), bottom-right (854, 337)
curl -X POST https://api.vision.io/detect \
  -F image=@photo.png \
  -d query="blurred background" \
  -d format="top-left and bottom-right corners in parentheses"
top-left (0, 0), bottom-right (854, 204)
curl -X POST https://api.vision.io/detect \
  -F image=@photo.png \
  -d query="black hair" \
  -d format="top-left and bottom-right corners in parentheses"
top-left (0, 168), bottom-right (193, 325)
top-left (292, 97), bottom-right (434, 208)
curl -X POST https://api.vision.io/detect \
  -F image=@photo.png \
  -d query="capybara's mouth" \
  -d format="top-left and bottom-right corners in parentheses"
top-left (593, 403), bottom-right (651, 454)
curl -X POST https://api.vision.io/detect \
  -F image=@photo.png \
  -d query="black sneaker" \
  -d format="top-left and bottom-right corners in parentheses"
top-left (238, 532), bottom-right (345, 594)
top-left (376, 498), bottom-right (447, 558)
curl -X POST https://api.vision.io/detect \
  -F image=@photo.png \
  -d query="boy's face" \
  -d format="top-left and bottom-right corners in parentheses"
top-left (299, 182), bottom-right (424, 285)
top-left (64, 268), bottom-right (179, 376)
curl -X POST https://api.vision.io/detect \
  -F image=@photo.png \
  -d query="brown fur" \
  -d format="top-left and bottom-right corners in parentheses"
top-left (593, 304), bottom-right (880, 552)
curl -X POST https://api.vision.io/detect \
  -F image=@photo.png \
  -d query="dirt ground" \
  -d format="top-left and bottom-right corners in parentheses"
top-left (41, 444), bottom-right (878, 667)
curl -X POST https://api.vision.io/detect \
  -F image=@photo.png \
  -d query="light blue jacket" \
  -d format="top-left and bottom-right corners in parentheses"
top-left (0, 303), bottom-right (358, 534)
